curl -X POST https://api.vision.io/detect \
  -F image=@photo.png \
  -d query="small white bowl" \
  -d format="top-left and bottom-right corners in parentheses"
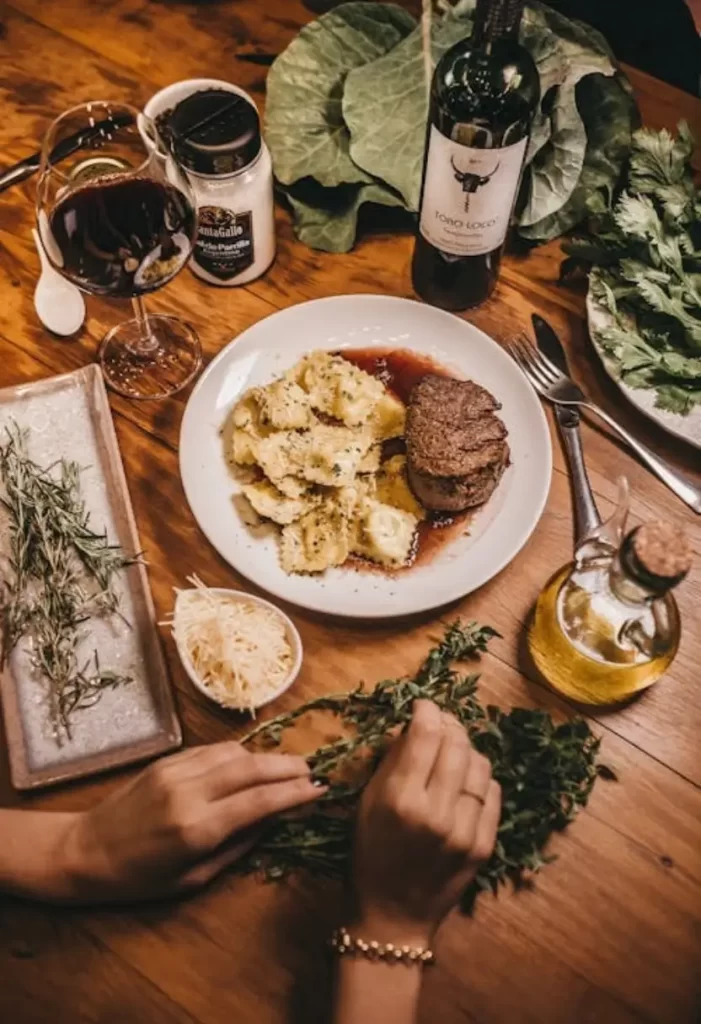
top-left (138, 78), bottom-right (257, 163)
top-left (172, 587), bottom-right (303, 712)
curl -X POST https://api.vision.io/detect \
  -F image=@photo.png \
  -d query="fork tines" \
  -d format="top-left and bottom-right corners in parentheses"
top-left (506, 336), bottom-right (566, 395)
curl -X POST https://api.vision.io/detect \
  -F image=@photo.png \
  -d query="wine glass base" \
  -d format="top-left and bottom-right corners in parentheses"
top-left (100, 314), bottom-right (202, 400)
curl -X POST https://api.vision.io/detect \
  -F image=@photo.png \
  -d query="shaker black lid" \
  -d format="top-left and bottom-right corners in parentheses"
top-left (169, 88), bottom-right (261, 176)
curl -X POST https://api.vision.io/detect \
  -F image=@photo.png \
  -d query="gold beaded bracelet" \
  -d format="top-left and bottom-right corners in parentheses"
top-left (330, 927), bottom-right (435, 966)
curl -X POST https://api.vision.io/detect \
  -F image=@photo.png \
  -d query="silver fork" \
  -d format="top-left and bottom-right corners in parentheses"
top-left (507, 336), bottom-right (701, 516)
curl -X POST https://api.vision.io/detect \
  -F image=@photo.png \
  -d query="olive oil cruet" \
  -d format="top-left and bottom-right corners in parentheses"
top-left (528, 480), bottom-right (691, 705)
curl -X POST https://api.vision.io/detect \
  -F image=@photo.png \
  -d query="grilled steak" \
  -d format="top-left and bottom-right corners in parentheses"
top-left (406, 374), bottom-right (509, 512)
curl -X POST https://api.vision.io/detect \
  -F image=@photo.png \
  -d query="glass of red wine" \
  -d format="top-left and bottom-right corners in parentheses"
top-left (36, 100), bottom-right (201, 400)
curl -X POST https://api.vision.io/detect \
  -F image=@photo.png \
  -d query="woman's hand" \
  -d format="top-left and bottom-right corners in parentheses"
top-left (352, 699), bottom-right (501, 946)
top-left (57, 741), bottom-right (324, 902)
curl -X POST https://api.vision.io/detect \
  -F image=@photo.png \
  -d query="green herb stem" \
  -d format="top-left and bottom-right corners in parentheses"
top-left (0, 423), bottom-right (137, 742)
top-left (239, 622), bottom-right (613, 908)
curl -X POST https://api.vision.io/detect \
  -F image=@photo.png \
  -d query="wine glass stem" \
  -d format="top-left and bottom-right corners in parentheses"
top-left (131, 296), bottom-right (159, 356)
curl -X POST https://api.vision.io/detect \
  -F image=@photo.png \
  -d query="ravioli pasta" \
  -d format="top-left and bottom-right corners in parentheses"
top-left (230, 351), bottom-right (422, 575)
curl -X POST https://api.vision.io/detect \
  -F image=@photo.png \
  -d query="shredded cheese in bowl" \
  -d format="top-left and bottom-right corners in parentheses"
top-left (167, 578), bottom-right (301, 712)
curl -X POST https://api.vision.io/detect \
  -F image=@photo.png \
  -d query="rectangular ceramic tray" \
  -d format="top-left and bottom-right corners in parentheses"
top-left (0, 365), bottom-right (182, 790)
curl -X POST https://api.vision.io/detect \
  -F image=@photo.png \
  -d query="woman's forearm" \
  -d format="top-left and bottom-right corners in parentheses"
top-left (334, 957), bottom-right (422, 1024)
top-left (332, 914), bottom-right (431, 1024)
top-left (0, 809), bottom-right (81, 901)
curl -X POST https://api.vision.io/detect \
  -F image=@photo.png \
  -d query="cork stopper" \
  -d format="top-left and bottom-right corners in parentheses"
top-left (622, 521), bottom-right (691, 593)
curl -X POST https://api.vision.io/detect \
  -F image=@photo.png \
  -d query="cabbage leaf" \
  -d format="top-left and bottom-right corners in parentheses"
top-left (265, 0), bottom-right (638, 252)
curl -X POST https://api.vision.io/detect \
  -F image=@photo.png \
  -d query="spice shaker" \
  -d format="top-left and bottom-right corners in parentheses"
top-left (169, 88), bottom-right (275, 286)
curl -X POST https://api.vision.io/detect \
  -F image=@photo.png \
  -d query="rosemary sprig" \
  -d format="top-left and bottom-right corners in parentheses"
top-left (0, 423), bottom-right (137, 742)
top-left (240, 622), bottom-right (613, 908)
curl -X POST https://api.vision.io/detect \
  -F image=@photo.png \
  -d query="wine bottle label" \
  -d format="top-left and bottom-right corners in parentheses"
top-left (195, 206), bottom-right (255, 281)
top-left (419, 127), bottom-right (527, 257)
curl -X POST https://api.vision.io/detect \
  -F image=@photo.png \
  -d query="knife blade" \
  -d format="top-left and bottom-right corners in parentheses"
top-left (531, 314), bottom-right (601, 542)
top-left (531, 315), bottom-right (580, 427)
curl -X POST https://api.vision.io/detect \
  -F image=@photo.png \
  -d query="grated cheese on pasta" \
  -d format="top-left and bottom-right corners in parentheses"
top-left (167, 578), bottom-right (293, 712)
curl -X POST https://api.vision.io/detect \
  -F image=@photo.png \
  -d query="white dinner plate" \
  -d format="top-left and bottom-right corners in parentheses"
top-left (179, 295), bottom-right (552, 619)
top-left (587, 275), bottom-right (701, 451)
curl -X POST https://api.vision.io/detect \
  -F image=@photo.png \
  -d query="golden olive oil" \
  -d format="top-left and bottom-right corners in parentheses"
top-left (529, 564), bottom-right (680, 705)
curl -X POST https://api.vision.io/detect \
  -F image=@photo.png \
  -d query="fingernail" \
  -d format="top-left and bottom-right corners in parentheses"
top-left (312, 778), bottom-right (328, 788)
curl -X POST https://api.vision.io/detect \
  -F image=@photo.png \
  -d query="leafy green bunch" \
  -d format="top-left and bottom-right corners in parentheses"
top-left (564, 123), bottom-right (701, 415)
top-left (264, 1), bottom-right (638, 252)
top-left (239, 622), bottom-right (611, 909)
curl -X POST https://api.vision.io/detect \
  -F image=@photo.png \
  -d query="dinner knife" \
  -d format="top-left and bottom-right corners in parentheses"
top-left (0, 111), bottom-right (134, 194)
top-left (531, 314), bottom-right (601, 542)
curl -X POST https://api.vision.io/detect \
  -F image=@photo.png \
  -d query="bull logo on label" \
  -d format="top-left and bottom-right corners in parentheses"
top-left (450, 157), bottom-right (500, 213)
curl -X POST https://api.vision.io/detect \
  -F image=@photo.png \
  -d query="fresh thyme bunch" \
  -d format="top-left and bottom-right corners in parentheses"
top-left (240, 622), bottom-right (612, 908)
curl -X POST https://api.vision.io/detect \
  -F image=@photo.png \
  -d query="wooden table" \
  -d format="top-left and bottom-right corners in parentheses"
top-left (1, 2), bottom-right (700, 1022)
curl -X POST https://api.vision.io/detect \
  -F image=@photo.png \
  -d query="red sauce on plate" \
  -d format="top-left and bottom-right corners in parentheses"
top-left (341, 347), bottom-right (452, 405)
top-left (339, 347), bottom-right (471, 575)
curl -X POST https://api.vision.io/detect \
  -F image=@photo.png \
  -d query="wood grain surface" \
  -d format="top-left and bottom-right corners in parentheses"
top-left (0, 2), bottom-right (700, 1022)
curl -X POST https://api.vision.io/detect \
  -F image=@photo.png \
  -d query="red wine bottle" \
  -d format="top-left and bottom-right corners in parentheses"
top-left (412, 0), bottom-right (539, 311)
